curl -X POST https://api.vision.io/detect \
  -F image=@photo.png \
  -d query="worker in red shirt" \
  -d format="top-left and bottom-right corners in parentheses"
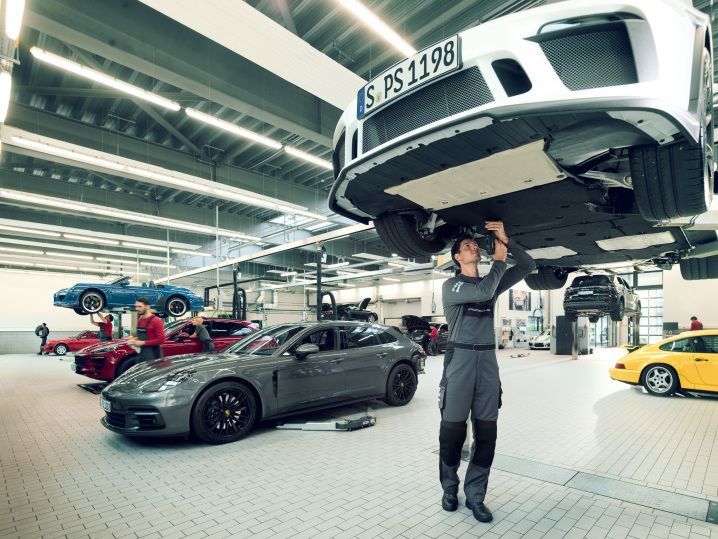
top-left (89, 313), bottom-right (114, 342)
top-left (429, 325), bottom-right (440, 356)
top-left (690, 316), bottom-right (703, 331)
top-left (128, 297), bottom-right (166, 361)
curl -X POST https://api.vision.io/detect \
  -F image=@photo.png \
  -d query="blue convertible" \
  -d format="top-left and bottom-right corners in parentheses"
top-left (54, 276), bottom-right (204, 317)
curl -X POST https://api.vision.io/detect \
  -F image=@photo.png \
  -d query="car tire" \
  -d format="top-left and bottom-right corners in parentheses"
top-left (564, 312), bottom-right (577, 322)
top-left (641, 364), bottom-right (679, 397)
top-left (79, 290), bottom-right (105, 314)
top-left (525, 267), bottom-right (569, 290)
top-left (385, 364), bottom-right (418, 406)
top-left (588, 316), bottom-right (599, 323)
top-left (73, 307), bottom-right (87, 316)
top-left (367, 314), bottom-right (378, 323)
top-left (680, 255), bottom-right (718, 280)
top-left (54, 344), bottom-right (68, 356)
top-left (115, 357), bottom-right (139, 378)
top-left (629, 49), bottom-right (714, 221)
top-left (610, 300), bottom-right (625, 322)
top-left (166, 296), bottom-right (189, 317)
top-left (374, 212), bottom-right (452, 258)
top-left (192, 381), bottom-right (258, 444)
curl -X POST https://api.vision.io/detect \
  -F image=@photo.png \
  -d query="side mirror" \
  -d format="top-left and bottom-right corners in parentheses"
top-left (294, 343), bottom-right (319, 359)
top-left (176, 332), bottom-right (191, 341)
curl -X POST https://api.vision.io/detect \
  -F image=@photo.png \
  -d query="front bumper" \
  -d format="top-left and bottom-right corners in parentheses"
top-left (73, 354), bottom-right (114, 381)
top-left (609, 367), bottom-right (641, 385)
top-left (100, 388), bottom-right (191, 437)
top-left (530, 342), bottom-right (549, 349)
top-left (331, 0), bottom-right (707, 221)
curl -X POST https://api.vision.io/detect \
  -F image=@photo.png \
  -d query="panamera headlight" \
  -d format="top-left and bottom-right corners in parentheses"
top-left (142, 369), bottom-right (197, 392)
top-left (94, 343), bottom-right (123, 353)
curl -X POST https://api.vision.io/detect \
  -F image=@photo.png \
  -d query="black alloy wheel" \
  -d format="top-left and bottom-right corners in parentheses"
top-left (610, 300), bottom-right (625, 322)
top-left (166, 296), bottom-right (188, 317)
top-left (385, 364), bottom-right (418, 406)
top-left (80, 291), bottom-right (105, 314)
top-left (367, 314), bottom-right (378, 323)
top-left (192, 382), bottom-right (257, 444)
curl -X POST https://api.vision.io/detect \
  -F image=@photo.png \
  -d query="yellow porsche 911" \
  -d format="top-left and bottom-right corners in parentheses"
top-left (609, 331), bottom-right (718, 397)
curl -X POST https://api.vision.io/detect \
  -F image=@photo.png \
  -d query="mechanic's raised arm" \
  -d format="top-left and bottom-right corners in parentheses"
top-left (495, 241), bottom-right (536, 296)
top-left (442, 261), bottom-right (508, 307)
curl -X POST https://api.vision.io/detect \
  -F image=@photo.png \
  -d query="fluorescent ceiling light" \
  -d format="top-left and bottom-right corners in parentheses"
top-left (46, 251), bottom-right (94, 260)
top-left (266, 269), bottom-right (286, 274)
top-left (95, 257), bottom-right (140, 264)
top-left (64, 233), bottom-right (119, 245)
top-left (326, 261), bottom-right (350, 269)
top-left (596, 232), bottom-right (675, 252)
top-left (172, 248), bottom-right (212, 257)
top-left (0, 260), bottom-right (35, 267)
top-left (125, 166), bottom-right (211, 192)
top-left (269, 214), bottom-right (314, 227)
top-left (140, 262), bottom-right (177, 269)
top-left (42, 263), bottom-right (80, 270)
top-left (0, 71), bottom-right (11, 123)
top-left (122, 241), bottom-right (168, 252)
top-left (0, 224), bottom-right (61, 237)
top-left (0, 189), bottom-right (87, 211)
top-left (304, 262), bottom-right (317, 267)
top-left (336, 0), bottom-right (416, 57)
top-left (11, 136), bottom-right (125, 171)
top-left (0, 188), bottom-right (257, 240)
top-left (304, 221), bottom-right (334, 232)
top-left (336, 282), bottom-right (355, 287)
top-left (185, 108), bottom-right (282, 149)
top-left (383, 277), bottom-right (400, 282)
top-left (525, 246), bottom-right (577, 260)
top-left (29, 47), bottom-right (181, 111)
top-left (0, 237), bottom-right (164, 261)
top-left (387, 262), bottom-right (406, 267)
top-left (5, 0), bottom-right (25, 40)
top-left (0, 245), bottom-right (44, 255)
top-left (284, 146), bottom-right (332, 170)
top-left (280, 271), bottom-right (297, 277)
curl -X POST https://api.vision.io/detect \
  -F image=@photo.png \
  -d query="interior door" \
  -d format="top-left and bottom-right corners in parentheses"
top-left (692, 335), bottom-right (718, 388)
top-left (277, 328), bottom-right (346, 412)
top-left (340, 325), bottom-right (391, 398)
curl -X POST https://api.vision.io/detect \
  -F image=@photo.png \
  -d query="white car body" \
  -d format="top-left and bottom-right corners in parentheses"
top-left (529, 330), bottom-right (552, 349)
top-left (332, 0), bottom-right (708, 221)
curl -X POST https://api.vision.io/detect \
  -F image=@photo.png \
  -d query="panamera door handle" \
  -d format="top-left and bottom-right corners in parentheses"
top-left (376, 353), bottom-right (388, 359)
top-left (695, 357), bottom-right (709, 362)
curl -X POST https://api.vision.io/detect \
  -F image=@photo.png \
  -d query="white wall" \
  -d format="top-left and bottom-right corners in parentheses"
top-left (663, 266), bottom-right (718, 329)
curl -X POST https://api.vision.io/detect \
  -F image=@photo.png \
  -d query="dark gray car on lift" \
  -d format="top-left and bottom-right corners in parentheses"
top-left (100, 321), bottom-right (426, 444)
top-left (563, 274), bottom-right (641, 322)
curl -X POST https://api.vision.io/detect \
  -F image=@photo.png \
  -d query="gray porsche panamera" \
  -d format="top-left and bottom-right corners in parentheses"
top-left (100, 321), bottom-right (426, 444)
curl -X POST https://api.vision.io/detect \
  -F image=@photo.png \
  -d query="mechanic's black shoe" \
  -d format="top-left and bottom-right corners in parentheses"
top-left (466, 501), bottom-right (493, 523)
top-left (441, 492), bottom-right (458, 512)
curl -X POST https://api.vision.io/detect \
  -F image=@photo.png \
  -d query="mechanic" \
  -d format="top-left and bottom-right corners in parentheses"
top-left (89, 313), bottom-right (114, 342)
top-left (128, 297), bottom-right (166, 361)
top-left (429, 324), bottom-right (439, 356)
top-left (37, 323), bottom-right (49, 355)
top-left (191, 316), bottom-right (215, 353)
top-left (690, 316), bottom-right (703, 330)
top-left (439, 221), bottom-right (535, 523)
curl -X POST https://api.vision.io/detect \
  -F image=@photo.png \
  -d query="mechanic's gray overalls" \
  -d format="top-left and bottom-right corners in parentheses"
top-left (439, 244), bottom-right (535, 504)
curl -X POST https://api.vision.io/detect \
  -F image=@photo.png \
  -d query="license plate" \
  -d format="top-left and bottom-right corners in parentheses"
top-left (100, 398), bottom-right (111, 413)
top-left (578, 290), bottom-right (593, 295)
top-left (357, 34), bottom-right (461, 119)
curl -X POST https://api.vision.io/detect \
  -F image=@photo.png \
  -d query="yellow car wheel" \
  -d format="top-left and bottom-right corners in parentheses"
top-left (641, 364), bottom-right (679, 397)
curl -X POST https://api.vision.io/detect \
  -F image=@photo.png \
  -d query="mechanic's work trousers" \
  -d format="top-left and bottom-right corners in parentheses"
top-left (438, 347), bottom-right (501, 503)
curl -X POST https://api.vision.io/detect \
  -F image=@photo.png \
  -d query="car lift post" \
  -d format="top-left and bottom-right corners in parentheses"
top-left (571, 320), bottom-right (579, 360)
top-left (316, 242), bottom-right (323, 322)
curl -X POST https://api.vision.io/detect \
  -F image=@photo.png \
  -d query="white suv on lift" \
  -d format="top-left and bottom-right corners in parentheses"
top-left (329, 0), bottom-right (718, 289)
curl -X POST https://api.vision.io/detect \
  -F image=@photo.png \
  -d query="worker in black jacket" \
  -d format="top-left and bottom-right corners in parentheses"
top-left (439, 221), bottom-right (536, 522)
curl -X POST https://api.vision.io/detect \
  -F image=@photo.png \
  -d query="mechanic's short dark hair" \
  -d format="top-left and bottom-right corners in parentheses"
top-left (107, 314), bottom-right (114, 321)
top-left (451, 234), bottom-right (475, 268)
top-left (136, 297), bottom-right (151, 306)
top-left (691, 316), bottom-right (698, 320)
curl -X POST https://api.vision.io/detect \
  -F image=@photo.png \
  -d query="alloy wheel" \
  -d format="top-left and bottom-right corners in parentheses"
top-left (81, 292), bottom-right (103, 313)
top-left (202, 388), bottom-right (253, 439)
top-left (167, 298), bottom-right (187, 316)
top-left (391, 367), bottom-right (416, 404)
top-left (645, 366), bottom-right (673, 394)
top-left (55, 344), bottom-right (67, 355)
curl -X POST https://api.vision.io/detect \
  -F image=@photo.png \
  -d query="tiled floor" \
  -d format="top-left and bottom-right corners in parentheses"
top-left (1, 348), bottom-right (717, 538)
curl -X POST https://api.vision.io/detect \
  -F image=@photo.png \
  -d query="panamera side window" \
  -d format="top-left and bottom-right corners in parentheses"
top-left (292, 329), bottom-right (336, 353)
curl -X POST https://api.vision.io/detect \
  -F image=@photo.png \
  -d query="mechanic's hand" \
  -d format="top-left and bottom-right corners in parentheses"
top-left (485, 221), bottom-right (509, 245)
top-left (493, 239), bottom-right (508, 262)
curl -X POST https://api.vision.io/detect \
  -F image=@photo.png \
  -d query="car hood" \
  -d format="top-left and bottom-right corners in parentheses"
top-left (79, 338), bottom-right (131, 353)
top-left (55, 288), bottom-right (69, 294)
top-left (109, 352), bottom-right (262, 390)
top-left (402, 315), bottom-right (430, 332)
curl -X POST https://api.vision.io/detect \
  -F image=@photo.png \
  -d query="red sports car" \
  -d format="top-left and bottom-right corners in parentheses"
top-left (72, 318), bottom-right (257, 381)
top-left (43, 330), bottom-right (100, 356)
